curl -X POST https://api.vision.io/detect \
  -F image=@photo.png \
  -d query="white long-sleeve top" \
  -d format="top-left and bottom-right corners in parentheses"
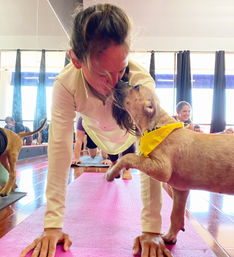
top-left (44, 59), bottom-right (162, 234)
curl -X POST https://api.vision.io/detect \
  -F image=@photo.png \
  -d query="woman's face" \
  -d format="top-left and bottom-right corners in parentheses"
top-left (81, 44), bottom-right (129, 95)
top-left (177, 105), bottom-right (191, 122)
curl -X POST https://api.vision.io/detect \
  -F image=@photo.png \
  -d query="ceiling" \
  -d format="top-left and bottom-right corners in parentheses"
top-left (1, 0), bottom-right (234, 51)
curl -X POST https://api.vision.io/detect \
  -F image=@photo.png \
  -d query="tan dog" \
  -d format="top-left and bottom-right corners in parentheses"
top-left (106, 81), bottom-right (234, 244)
top-left (0, 119), bottom-right (47, 196)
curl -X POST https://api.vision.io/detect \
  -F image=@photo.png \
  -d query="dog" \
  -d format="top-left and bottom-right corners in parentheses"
top-left (0, 119), bottom-right (47, 196)
top-left (105, 81), bottom-right (234, 244)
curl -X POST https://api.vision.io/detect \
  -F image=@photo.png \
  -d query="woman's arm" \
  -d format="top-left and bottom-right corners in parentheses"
top-left (72, 129), bottom-right (85, 164)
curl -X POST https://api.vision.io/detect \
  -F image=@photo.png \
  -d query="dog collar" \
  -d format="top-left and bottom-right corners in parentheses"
top-left (139, 123), bottom-right (184, 157)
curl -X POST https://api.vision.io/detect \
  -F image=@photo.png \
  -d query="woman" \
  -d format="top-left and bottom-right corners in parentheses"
top-left (20, 4), bottom-right (171, 257)
top-left (173, 101), bottom-right (194, 130)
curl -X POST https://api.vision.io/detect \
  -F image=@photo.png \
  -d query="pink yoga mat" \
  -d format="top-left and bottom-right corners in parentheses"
top-left (0, 173), bottom-right (216, 257)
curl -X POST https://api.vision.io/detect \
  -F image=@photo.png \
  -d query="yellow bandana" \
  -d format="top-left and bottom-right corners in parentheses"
top-left (139, 123), bottom-right (184, 157)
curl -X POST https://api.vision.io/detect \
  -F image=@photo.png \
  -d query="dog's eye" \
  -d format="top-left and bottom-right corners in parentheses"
top-left (133, 85), bottom-right (140, 91)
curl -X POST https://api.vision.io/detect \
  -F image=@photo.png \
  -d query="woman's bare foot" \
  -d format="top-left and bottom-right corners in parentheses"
top-left (122, 168), bottom-right (132, 180)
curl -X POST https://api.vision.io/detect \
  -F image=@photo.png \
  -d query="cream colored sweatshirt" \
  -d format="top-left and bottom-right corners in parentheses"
top-left (44, 59), bottom-right (162, 234)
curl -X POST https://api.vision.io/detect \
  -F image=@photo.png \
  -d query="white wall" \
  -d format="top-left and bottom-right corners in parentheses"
top-left (85, 0), bottom-right (234, 51)
top-left (0, 0), bottom-right (69, 50)
top-left (1, 0), bottom-right (234, 51)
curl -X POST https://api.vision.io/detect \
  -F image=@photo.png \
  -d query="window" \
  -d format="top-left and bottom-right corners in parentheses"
top-left (190, 53), bottom-right (215, 132)
top-left (1, 50), bottom-right (66, 130)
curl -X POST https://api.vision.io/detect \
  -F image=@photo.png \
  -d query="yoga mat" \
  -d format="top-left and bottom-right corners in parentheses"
top-left (71, 155), bottom-right (110, 167)
top-left (0, 173), bottom-right (216, 257)
top-left (0, 191), bottom-right (27, 210)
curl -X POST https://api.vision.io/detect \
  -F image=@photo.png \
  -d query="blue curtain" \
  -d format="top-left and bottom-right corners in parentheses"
top-left (64, 51), bottom-right (70, 67)
top-left (210, 51), bottom-right (226, 133)
top-left (176, 50), bottom-right (192, 105)
top-left (149, 51), bottom-right (155, 82)
top-left (33, 50), bottom-right (47, 131)
top-left (12, 49), bottom-right (22, 123)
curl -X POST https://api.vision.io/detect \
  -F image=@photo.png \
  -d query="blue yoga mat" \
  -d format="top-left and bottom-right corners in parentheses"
top-left (71, 155), bottom-right (110, 167)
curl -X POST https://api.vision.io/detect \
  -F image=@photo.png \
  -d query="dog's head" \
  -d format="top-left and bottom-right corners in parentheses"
top-left (112, 81), bottom-right (161, 136)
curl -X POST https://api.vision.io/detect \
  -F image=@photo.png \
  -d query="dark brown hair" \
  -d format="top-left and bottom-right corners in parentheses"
top-left (70, 3), bottom-right (131, 62)
top-left (112, 80), bottom-right (140, 136)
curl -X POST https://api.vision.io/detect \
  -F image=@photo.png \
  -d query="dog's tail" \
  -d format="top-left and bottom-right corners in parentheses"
top-left (18, 119), bottom-right (47, 138)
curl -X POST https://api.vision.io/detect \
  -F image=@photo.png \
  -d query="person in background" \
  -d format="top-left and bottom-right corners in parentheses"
top-left (4, 116), bottom-right (25, 133)
top-left (72, 116), bottom-right (133, 179)
top-left (20, 4), bottom-right (172, 257)
top-left (224, 127), bottom-right (234, 134)
top-left (72, 116), bottom-right (111, 165)
top-left (173, 101), bottom-right (194, 130)
top-left (193, 124), bottom-right (204, 133)
top-left (37, 119), bottom-right (49, 144)
top-left (4, 116), bottom-right (32, 145)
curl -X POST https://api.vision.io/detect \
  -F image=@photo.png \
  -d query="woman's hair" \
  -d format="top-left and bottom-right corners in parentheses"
top-left (176, 101), bottom-right (191, 113)
top-left (112, 80), bottom-right (140, 136)
top-left (70, 3), bottom-right (131, 63)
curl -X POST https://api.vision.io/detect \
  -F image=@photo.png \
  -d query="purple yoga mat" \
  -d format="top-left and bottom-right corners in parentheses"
top-left (0, 173), bottom-right (216, 257)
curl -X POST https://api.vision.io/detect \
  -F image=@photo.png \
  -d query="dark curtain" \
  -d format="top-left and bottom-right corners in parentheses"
top-left (64, 51), bottom-right (70, 66)
top-left (12, 49), bottom-right (22, 123)
top-left (149, 50), bottom-right (155, 82)
top-left (33, 50), bottom-right (47, 132)
top-left (210, 51), bottom-right (226, 133)
top-left (176, 50), bottom-right (192, 105)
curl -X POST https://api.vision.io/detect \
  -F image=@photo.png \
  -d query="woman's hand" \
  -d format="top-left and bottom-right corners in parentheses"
top-left (133, 232), bottom-right (173, 257)
top-left (101, 159), bottom-right (112, 165)
top-left (20, 228), bottom-right (72, 257)
top-left (72, 159), bottom-right (82, 165)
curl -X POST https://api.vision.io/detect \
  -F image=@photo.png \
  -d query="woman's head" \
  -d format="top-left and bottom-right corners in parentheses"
top-left (176, 101), bottom-right (191, 122)
top-left (70, 3), bottom-right (131, 63)
top-left (70, 4), bottom-right (131, 95)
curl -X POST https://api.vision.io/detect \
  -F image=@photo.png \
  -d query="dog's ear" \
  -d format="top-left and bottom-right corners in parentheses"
top-left (143, 99), bottom-right (156, 118)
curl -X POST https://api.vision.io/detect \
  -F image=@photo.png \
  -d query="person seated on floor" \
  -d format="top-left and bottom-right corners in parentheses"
top-left (218, 127), bottom-right (234, 134)
top-left (173, 101), bottom-right (194, 130)
top-left (193, 124), bottom-right (204, 133)
top-left (4, 116), bottom-right (25, 133)
top-left (4, 116), bottom-right (32, 145)
top-left (72, 117), bottom-right (132, 180)
top-left (37, 119), bottom-right (49, 145)
top-left (224, 127), bottom-right (234, 134)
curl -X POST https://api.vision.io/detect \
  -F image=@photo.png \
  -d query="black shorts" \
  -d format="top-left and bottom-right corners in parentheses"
top-left (0, 128), bottom-right (8, 155)
top-left (86, 134), bottom-right (97, 149)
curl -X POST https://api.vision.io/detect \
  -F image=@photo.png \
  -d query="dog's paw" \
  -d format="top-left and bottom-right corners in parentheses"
top-left (0, 185), bottom-right (12, 197)
top-left (105, 171), bottom-right (115, 181)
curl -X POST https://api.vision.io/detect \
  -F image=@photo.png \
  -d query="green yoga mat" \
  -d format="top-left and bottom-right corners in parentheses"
top-left (0, 163), bottom-right (9, 186)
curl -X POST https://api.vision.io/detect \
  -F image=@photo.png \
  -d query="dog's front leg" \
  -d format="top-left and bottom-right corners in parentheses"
top-left (105, 153), bottom-right (151, 181)
top-left (105, 153), bottom-right (170, 182)
top-left (163, 188), bottom-right (189, 244)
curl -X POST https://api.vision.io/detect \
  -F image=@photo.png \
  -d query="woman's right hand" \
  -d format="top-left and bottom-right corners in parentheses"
top-left (19, 228), bottom-right (72, 257)
top-left (72, 159), bottom-right (82, 165)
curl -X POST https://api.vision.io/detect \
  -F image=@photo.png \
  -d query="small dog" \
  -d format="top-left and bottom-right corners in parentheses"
top-left (0, 119), bottom-right (47, 196)
top-left (105, 81), bottom-right (234, 244)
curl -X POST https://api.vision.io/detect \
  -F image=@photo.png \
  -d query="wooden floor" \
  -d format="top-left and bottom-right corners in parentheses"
top-left (0, 154), bottom-right (233, 257)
